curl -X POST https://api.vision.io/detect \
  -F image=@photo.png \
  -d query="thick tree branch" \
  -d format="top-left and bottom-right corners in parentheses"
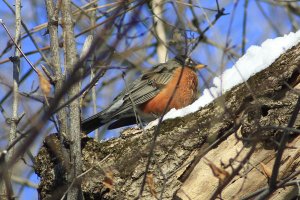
top-left (35, 42), bottom-right (300, 199)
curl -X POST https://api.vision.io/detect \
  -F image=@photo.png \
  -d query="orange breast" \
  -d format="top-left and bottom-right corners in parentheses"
top-left (139, 67), bottom-right (198, 115)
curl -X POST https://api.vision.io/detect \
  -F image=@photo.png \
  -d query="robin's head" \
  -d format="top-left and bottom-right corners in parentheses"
top-left (174, 55), bottom-right (206, 70)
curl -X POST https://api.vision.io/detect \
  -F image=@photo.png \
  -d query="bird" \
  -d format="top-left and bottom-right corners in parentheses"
top-left (81, 55), bottom-right (206, 133)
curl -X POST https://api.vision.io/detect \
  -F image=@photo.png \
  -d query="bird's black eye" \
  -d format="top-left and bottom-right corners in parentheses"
top-left (185, 57), bottom-right (193, 66)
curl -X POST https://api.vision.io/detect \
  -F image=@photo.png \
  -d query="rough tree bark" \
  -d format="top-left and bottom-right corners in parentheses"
top-left (35, 42), bottom-right (300, 200)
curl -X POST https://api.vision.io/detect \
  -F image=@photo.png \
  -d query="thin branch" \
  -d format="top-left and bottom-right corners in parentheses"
top-left (11, 175), bottom-right (38, 189)
top-left (61, 0), bottom-right (82, 199)
top-left (88, 0), bottom-right (98, 140)
top-left (44, 0), bottom-right (68, 140)
top-left (241, 0), bottom-right (249, 55)
top-left (4, 0), bottom-right (22, 198)
top-left (255, 1), bottom-right (281, 35)
top-left (151, 0), bottom-right (168, 62)
top-left (0, 20), bottom-right (39, 74)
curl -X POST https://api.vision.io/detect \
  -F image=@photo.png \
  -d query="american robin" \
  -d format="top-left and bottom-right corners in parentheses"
top-left (81, 55), bottom-right (206, 133)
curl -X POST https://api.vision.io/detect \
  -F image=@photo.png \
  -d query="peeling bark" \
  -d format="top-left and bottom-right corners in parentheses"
top-left (35, 42), bottom-right (300, 199)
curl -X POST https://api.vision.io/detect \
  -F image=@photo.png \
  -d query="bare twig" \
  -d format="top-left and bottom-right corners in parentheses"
top-left (0, 20), bottom-right (38, 74)
top-left (209, 144), bottom-right (257, 199)
top-left (242, 0), bottom-right (249, 55)
top-left (89, 0), bottom-right (99, 140)
top-left (11, 175), bottom-right (38, 189)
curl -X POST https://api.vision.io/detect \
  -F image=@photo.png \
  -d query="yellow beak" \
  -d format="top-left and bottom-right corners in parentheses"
top-left (195, 63), bottom-right (207, 70)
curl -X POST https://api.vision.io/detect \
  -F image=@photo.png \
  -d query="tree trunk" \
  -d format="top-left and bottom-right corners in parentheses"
top-left (34, 42), bottom-right (300, 200)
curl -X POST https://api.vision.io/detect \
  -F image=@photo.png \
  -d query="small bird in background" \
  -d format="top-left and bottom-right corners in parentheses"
top-left (81, 55), bottom-right (206, 133)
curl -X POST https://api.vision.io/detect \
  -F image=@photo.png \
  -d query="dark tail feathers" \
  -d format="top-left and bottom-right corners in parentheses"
top-left (81, 114), bottom-right (107, 134)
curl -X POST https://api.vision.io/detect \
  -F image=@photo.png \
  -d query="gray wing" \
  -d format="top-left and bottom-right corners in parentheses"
top-left (102, 60), bottom-right (180, 118)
